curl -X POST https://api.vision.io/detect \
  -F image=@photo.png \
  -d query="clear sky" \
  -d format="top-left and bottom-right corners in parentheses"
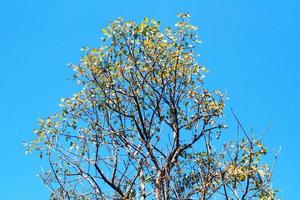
top-left (0, 0), bottom-right (299, 199)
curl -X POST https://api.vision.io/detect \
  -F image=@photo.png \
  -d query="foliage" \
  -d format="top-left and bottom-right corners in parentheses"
top-left (26, 14), bottom-right (278, 200)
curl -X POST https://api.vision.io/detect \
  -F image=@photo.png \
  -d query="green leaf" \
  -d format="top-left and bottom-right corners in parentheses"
top-left (102, 28), bottom-right (108, 35)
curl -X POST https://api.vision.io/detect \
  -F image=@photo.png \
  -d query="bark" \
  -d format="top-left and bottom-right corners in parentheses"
top-left (155, 170), bottom-right (163, 200)
top-left (140, 167), bottom-right (146, 200)
top-left (164, 167), bottom-right (171, 200)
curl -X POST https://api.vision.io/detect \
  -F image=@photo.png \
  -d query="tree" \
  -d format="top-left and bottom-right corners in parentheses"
top-left (26, 14), bottom-right (278, 200)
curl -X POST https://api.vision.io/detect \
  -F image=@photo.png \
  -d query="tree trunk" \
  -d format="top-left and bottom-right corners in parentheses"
top-left (155, 170), bottom-right (163, 200)
top-left (140, 167), bottom-right (146, 200)
top-left (164, 167), bottom-right (170, 200)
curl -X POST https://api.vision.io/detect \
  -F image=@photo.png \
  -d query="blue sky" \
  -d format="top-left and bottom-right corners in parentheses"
top-left (1, 0), bottom-right (299, 199)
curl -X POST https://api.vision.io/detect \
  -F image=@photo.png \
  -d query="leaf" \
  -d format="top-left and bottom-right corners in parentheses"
top-left (144, 17), bottom-right (149, 23)
top-left (102, 28), bottom-right (108, 35)
top-left (140, 22), bottom-right (145, 30)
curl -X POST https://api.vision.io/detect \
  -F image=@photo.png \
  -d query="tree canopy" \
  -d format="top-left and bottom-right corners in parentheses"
top-left (27, 14), bottom-right (278, 200)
